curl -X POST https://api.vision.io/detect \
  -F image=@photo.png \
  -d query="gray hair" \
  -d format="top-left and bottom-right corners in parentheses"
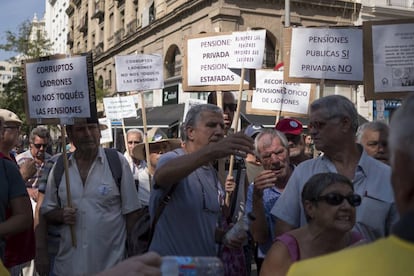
top-left (254, 129), bottom-right (289, 156)
top-left (127, 128), bottom-right (144, 139)
top-left (30, 126), bottom-right (51, 143)
top-left (389, 95), bottom-right (414, 165)
top-left (356, 121), bottom-right (389, 142)
top-left (302, 172), bottom-right (353, 222)
top-left (310, 95), bottom-right (359, 133)
top-left (180, 104), bottom-right (222, 142)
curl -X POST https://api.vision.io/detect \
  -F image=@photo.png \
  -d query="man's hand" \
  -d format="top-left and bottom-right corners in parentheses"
top-left (253, 170), bottom-right (278, 195)
top-left (96, 252), bottom-right (162, 276)
top-left (209, 132), bottom-right (254, 160)
top-left (62, 207), bottom-right (77, 225)
top-left (224, 175), bottom-right (236, 193)
top-left (27, 188), bottom-right (39, 202)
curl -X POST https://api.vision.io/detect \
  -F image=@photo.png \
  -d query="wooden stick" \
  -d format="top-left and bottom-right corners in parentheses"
top-left (140, 92), bottom-right (152, 188)
top-left (225, 67), bottom-right (245, 206)
top-left (61, 126), bottom-right (76, 247)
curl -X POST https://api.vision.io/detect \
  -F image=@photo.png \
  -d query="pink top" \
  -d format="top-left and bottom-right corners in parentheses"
top-left (275, 231), bottom-right (363, 261)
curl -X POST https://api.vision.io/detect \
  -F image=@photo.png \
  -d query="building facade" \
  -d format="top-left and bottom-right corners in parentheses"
top-left (66, 0), bottom-right (359, 105)
top-left (45, 0), bottom-right (70, 54)
top-left (0, 61), bottom-right (20, 93)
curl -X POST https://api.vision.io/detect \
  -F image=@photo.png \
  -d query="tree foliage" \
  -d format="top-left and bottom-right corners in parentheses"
top-left (0, 20), bottom-right (52, 132)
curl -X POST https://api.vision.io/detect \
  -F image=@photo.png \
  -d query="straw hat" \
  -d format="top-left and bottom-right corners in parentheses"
top-left (0, 109), bottom-right (22, 125)
top-left (132, 127), bottom-right (181, 160)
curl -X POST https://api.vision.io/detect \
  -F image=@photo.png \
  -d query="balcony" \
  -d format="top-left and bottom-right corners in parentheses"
top-left (388, 0), bottom-right (413, 7)
top-left (114, 28), bottom-right (125, 44)
top-left (91, 0), bottom-right (105, 22)
top-left (104, 79), bottom-right (112, 88)
top-left (115, 0), bottom-right (125, 8)
top-left (73, 0), bottom-right (81, 8)
top-left (126, 20), bottom-right (137, 35)
top-left (66, 5), bottom-right (74, 16)
top-left (78, 16), bottom-right (88, 34)
top-left (67, 32), bottom-right (74, 47)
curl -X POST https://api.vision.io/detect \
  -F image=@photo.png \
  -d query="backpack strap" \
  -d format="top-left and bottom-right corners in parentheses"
top-left (103, 148), bottom-right (122, 188)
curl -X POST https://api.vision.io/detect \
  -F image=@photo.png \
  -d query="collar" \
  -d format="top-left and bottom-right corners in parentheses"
top-left (321, 144), bottom-right (369, 176)
top-left (392, 211), bottom-right (414, 243)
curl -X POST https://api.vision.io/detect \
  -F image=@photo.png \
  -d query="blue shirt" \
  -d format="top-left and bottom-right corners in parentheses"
top-left (246, 184), bottom-right (281, 257)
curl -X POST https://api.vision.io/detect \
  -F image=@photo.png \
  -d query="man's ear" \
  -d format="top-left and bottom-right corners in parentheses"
top-left (186, 126), bottom-right (195, 141)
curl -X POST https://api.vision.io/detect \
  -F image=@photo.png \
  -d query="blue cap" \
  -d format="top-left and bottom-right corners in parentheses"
top-left (244, 124), bottom-right (264, 138)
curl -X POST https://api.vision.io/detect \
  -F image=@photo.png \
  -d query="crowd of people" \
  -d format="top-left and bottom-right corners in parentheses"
top-left (0, 92), bottom-right (413, 275)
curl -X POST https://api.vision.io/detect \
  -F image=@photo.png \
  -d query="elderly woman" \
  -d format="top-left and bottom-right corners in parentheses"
top-left (260, 172), bottom-right (363, 276)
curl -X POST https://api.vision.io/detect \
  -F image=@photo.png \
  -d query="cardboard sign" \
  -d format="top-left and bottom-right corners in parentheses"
top-left (183, 32), bottom-right (252, 91)
top-left (228, 30), bottom-right (266, 69)
top-left (103, 95), bottom-right (137, 119)
top-left (284, 27), bottom-right (363, 84)
top-left (115, 54), bottom-right (164, 92)
top-left (363, 19), bottom-right (414, 100)
top-left (99, 117), bottom-right (113, 144)
top-left (23, 54), bottom-right (95, 124)
top-left (253, 70), bottom-right (311, 115)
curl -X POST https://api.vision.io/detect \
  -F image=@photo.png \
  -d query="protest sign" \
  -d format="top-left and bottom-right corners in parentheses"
top-left (228, 29), bottom-right (266, 69)
top-left (183, 32), bottom-right (252, 91)
top-left (99, 117), bottom-right (113, 144)
top-left (23, 54), bottom-right (96, 124)
top-left (363, 19), bottom-right (414, 100)
top-left (284, 27), bottom-right (363, 84)
top-left (253, 70), bottom-right (312, 115)
top-left (103, 95), bottom-right (137, 119)
top-left (115, 54), bottom-right (164, 92)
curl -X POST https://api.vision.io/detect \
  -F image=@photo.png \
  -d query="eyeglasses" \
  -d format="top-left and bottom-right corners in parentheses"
top-left (128, 141), bottom-right (141, 145)
top-left (223, 103), bottom-right (237, 112)
top-left (32, 143), bottom-right (48, 149)
top-left (313, 193), bottom-right (361, 207)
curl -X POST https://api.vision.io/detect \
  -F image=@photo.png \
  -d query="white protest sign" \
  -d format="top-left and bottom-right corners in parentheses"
top-left (228, 29), bottom-right (266, 69)
top-left (187, 34), bottom-right (248, 86)
top-left (25, 56), bottom-right (90, 119)
top-left (253, 70), bottom-right (311, 114)
top-left (372, 23), bottom-right (414, 92)
top-left (103, 95), bottom-right (137, 119)
top-left (289, 28), bottom-right (363, 81)
top-left (115, 54), bottom-right (164, 92)
top-left (99, 117), bottom-right (113, 144)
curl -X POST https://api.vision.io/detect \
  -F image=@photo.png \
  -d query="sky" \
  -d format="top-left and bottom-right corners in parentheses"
top-left (0, 1), bottom-right (45, 61)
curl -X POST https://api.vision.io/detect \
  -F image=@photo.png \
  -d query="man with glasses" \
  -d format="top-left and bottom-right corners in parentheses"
top-left (271, 95), bottom-right (398, 242)
top-left (17, 126), bottom-right (52, 203)
top-left (275, 118), bottom-right (311, 166)
top-left (149, 104), bottom-right (254, 257)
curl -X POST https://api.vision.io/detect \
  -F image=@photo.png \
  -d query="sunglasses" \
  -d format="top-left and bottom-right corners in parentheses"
top-left (314, 193), bottom-right (361, 207)
top-left (223, 103), bottom-right (237, 112)
top-left (128, 141), bottom-right (141, 145)
top-left (32, 143), bottom-right (48, 149)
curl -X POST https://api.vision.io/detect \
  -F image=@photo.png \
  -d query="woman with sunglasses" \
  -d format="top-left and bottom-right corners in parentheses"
top-left (260, 172), bottom-right (363, 276)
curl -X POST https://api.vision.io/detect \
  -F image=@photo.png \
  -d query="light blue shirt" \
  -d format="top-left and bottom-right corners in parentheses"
top-left (246, 184), bottom-right (281, 257)
top-left (271, 148), bottom-right (399, 241)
